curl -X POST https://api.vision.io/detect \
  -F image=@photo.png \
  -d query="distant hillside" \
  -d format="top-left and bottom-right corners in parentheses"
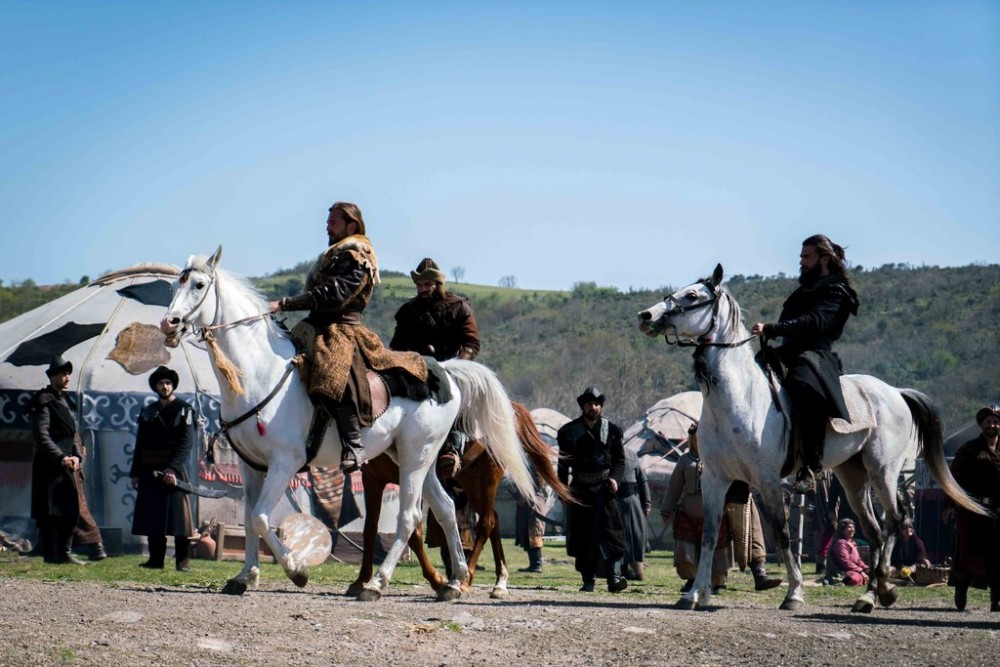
top-left (4, 263), bottom-right (997, 433)
top-left (256, 262), bottom-right (999, 432)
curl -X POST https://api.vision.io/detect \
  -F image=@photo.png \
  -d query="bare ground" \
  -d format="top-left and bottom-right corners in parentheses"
top-left (1, 577), bottom-right (998, 667)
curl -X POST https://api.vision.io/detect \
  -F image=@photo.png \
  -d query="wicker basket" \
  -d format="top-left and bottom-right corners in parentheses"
top-left (912, 565), bottom-right (950, 586)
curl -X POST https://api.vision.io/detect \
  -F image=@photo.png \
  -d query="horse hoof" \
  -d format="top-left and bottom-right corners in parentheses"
top-left (437, 585), bottom-right (462, 602)
top-left (779, 598), bottom-right (804, 611)
top-left (356, 588), bottom-right (382, 602)
top-left (221, 579), bottom-right (248, 596)
top-left (674, 597), bottom-right (696, 610)
top-left (878, 586), bottom-right (899, 608)
top-left (346, 581), bottom-right (364, 598)
top-left (490, 587), bottom-right (510, 600)
top-left (290, 570), bottom-right (309, 589)
top-left (851, 598), bottom-right (875, 614)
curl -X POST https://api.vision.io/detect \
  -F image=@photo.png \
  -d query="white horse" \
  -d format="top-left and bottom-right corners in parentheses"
top-left (638, 264), bottom-right (990, 612)
top-left (160, 247), bottom-right (534, 601)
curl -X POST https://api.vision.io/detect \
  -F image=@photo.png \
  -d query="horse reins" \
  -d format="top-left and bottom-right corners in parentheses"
top-left (661, 279), bottom-right (758, 349)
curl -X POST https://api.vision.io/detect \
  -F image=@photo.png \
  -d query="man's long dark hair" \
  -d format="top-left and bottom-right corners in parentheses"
top-left (803, 233), bottom-right (850, 281)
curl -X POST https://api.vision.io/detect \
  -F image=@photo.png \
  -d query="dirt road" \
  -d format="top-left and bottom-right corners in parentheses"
top-left (1, 577), bottom-right (997, 666)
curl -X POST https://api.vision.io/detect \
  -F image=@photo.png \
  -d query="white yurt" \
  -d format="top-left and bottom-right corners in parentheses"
top-left (0, 265), bottom-right (312, 552)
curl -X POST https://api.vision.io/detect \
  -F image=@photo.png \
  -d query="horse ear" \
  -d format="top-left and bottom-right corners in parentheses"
top-left (207, 246), bottom-right (223, 270)
top-left (710, 264), bottom-right (724, 287)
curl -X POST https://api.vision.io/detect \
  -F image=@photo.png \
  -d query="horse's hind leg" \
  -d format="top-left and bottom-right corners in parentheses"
top-left (421, 470), bottom-right (467, 600)
top-left (458, 459), bottom-right (505, 594)
top-left (361, 461), bottom-right (449, 602)
top-left (835, 460), bottom-right (884, 613)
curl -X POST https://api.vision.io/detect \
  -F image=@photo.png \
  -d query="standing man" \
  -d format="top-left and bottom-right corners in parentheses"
top-left (130, 366), bottom-right (195, 571)
top-left (557, 386), bottom-right (628, 593)
top-left (618, 447), bottom-right (651, 580)
top-left (269, 202), bottom-right (427, 473)
top-left (943, 405), bottom-right (1000, 612)
top-left (26, 356), bottom-right (105, 565)
top-left (751, 234), bottom-right (859, 490)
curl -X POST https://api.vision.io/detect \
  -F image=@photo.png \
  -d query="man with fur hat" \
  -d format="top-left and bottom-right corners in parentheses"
top-left (557, 386), bottom-right (628, 592)
top-left (943, 404), bottom-right (1000, 611)
top-left (390, 257), bottom-right (480, 362)
top-left (269, 202), bottom-right (428, 473)
top-left (26, 356), bottom-right (105, 564)
top-left (390, 257), bottom-right (481, 571)
top-left (130, 366), bottom-right (196, 571)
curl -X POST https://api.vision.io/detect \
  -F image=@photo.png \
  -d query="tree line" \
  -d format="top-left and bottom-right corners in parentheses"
top-left (3, 263), bottom-right (997, 433)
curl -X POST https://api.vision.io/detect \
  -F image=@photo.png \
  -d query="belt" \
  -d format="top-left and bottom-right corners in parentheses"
top-left (618, 481), bottom-right (637, 498)
top-left (572, 470), bottom-right (609, 485)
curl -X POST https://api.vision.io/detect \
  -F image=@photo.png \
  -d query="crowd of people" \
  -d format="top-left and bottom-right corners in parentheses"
top-left (23, 202), bottom-right (998, 615)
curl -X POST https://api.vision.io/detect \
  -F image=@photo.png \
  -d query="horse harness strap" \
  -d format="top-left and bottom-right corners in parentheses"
top-left (213, 364), bottom-right (297, 473)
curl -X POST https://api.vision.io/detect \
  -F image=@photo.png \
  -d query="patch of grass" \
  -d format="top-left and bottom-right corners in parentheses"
top-left (440, 620), bottom-right (462, 633)
top-left (0, 540), bottom-right (987, 609)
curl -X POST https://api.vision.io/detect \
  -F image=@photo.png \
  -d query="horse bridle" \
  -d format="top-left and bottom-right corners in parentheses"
top-left (172, 266), bottom-right (269, 343)
top-left (660, 279), bottom-right (756, 349)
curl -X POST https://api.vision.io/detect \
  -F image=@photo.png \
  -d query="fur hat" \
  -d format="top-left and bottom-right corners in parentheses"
top-left (45, 355), bottom-right (73, 378)
top-left (410, 258), bottom-right (446, 284)
top-left (576, 386), bottom-right (606, 408)
top-left (149, 365), bottom-right (180, 392)
top-left (976, 404), bottom-right (1000, 425)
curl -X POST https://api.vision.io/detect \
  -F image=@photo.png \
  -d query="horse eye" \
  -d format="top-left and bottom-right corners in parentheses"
top-left (195, 281), bottom-right (205, 290)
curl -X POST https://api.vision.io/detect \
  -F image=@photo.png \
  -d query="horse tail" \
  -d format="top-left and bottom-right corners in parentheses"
top-left (443, 359), bottom-right (535, 500)
top-left (511, 402), bottom-right (576, 505)
top-left (901, 389), bottom-right (993, 518)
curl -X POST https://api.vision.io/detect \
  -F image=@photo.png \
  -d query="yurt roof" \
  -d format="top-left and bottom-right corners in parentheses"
top-left (530, 407), bottom-right (570, 445)
top-left (624, 391), bottom-right (703, 479)
top-left (0, 264), bottom-right (221, 397)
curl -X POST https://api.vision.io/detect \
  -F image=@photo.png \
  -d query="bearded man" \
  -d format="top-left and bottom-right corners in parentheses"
top-left (943, 405), bottom-right (1000, 612)
top-left (130, 366), bottom-right (195, 571)
top-left (268, 201), bottom-right (427, 472)
top-left (752, 234), bottom-right (859, 490)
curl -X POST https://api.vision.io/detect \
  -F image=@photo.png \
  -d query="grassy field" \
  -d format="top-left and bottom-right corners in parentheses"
top-left (0, 539), bottom-right (984, 609)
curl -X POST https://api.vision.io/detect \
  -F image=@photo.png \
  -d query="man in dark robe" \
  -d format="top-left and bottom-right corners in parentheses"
top-left (130, 366), bottom-right (195, 571)
top-left (27, 356), bottom-right (105, 564)
top-left (943, 405), bottom-right (1000, 612)
top-left (557, 386), bottom-right (628, 592)
top-left (752, 234), bottom-right (859, 490)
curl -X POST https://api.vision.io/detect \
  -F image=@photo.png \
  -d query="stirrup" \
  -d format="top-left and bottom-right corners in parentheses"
top-left (340, 449), bottom-right (360, 474)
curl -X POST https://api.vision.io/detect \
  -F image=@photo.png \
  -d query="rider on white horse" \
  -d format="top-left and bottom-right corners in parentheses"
top-left (268, 201), bottom-right (429, 473)
top-left (751, 234), bottom-right (859, 491)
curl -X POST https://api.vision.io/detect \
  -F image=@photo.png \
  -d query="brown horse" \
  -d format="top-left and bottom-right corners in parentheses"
top-left (346, 402), bottom-right (573, 599)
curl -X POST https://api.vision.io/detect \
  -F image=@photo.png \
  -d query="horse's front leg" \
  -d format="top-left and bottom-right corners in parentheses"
top-left (347, 472), bottom-right (387, 597)
top-left (485, 512), bottom-right (510, 599)
top-left (221, 465), bottom-right (263, 595)
top-left (678, 474), bottom-right (727, 610)
top-left (248, 462), bottom-right (308, 588)
top-left (421, 470), bottom-right (467, 600)
top-left (758, 482), bottom-right (804, 610)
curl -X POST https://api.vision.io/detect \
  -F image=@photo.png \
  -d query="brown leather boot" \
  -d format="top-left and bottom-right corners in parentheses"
top-left (752, 559), bottom-right (782, 591)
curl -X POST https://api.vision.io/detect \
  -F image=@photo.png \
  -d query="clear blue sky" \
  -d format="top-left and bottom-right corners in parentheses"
top-left (2, 1), bottom-right (998, 291)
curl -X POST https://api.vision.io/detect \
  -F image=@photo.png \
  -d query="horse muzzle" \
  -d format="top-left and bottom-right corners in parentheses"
top-left (160, 316), bottom-right (183, 348)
